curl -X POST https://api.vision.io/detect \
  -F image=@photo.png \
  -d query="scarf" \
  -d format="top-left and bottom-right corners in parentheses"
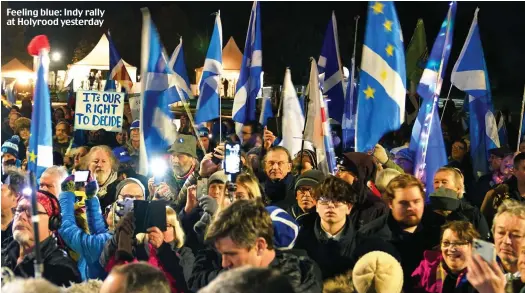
top-left (97, 171), bottom-right (118, 198)
top-left (492, 171), bottom-right (507, 186)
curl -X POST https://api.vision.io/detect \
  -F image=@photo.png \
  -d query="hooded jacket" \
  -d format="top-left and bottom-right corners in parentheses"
top-left (295, 213), bottom-right (356, 280)
top-left (1, 236), bottom-right (82, 286)
top-left (264, 173), bottom-right (297, 210)
top-left (58, 191), bottom-right (111, 280)
top-left (342, 153), bottom-right (388, 230)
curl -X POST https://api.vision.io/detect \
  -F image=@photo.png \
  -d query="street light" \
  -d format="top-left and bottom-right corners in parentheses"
top-left (51, 52), bottom-right (61, 62)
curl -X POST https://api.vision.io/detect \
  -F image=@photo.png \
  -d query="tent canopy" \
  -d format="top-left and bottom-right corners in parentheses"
top-left (65, 34), bottom-right (137, 89)
top-left (195, 37), bottom-right (243, 87)
top-left (1, 58), bottom-right (34, 79)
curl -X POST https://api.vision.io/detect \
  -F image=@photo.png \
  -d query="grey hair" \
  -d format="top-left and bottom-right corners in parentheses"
top-left (65, 279), bottom-right (103, 293)
top-left (492, 199), bottom-right (525, 233)
top-left (1, 278), bottom-right (64, 293)
top-left (43, 165), bottom-right (69, 183)
top-left (375, 168), bottom-right (401, 195)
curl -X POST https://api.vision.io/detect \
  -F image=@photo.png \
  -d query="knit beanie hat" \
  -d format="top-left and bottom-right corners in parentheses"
top-left (266, 206), bottom-right (299, 250)
top-left (115, 178), bottom-right (145, 199)
top-left (1, 135), bottom-right (20, 158)
top-left (35, 191), bottom-right (60, 219)
top-left (352, 251), bottom-right (404, 293)
top-left (295, 169), bottom-right (326, 191)
top-left (429, 187), bottom-right (460, 211)
top-left (208, 170), bottom-right (228, 187)
top-left (14, 117), bottom-right (31, 135)
top-left (168, 134), bottom-right (197, 159)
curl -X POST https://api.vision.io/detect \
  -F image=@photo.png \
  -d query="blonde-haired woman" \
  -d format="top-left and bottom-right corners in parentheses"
top-left (100, 206), bottom-right (193, 292)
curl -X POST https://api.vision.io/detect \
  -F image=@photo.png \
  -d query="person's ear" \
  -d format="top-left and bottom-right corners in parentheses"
top-left (255, 237), bottom-right (267, 255)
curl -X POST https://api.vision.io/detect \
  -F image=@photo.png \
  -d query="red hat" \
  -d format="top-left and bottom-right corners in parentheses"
top-left (35, 191), bottom-right (60, 218)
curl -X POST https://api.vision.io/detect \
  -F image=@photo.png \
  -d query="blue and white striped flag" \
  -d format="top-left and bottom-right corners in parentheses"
top-left (138, 8), bottom-right (179, 175)
top-left (195, 12), bottom-right (222, 124)
top-left (411, 2), bottom-right (456, 193)
top-left (355, 1), bottom-right (406, 152)
top-left (318, 11), bottom-right (345, 123)
top-left (451, 8), bottom-right (499, 178)
top-left (259, 97), bottom-right (273, 126)
top-left (232, 1), bottom-right (263, 129)
top-left (342, 59), bottom-right (358, 152)
top-left (168, 37), bottom-right (193, 102)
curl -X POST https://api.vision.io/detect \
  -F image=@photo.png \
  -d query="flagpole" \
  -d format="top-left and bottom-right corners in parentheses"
top-left (350, 15), bottom-right (359, 152)
top-left (517, 84), bottom-right (525, 151)
top-left (218, 10), bottom-right (223, 143)
top-left (440, 83), bottom-right (453, 121)
top-left (298, 78), bottom-right (310, 175)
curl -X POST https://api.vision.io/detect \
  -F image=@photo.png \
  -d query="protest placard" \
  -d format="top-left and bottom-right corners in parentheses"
top-left (74, 90), bottom-right (124, 132)
top-left (129, 95), bottom-right (141, 121)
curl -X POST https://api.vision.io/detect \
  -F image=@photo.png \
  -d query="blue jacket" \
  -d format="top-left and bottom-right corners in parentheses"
top-left (58, 191), bottom-right (111, 280)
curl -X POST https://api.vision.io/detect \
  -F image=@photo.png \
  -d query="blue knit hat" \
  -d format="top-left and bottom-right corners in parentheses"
top-left (130, 120), bottom-right (140, 130)
top-left (1, 135), bottom-right (20, 158)
top-left (113, 146), bottom-right (132, 163)
top-left (266, 206), bottom-right (299, 250)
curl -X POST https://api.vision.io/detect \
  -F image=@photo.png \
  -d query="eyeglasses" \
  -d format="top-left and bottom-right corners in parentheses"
top-left (15, 207), bottom-right (48, 218)
top-left (266, 161), bottom-right (288, 168)
top-left (334, 166), bottom-right (349, 174)
top-left (317, 197), bottom-right (347, 207)
top-left (297, 187), bottom-right (313, 195)
top-left (441, 241), bottom-right (470, 248)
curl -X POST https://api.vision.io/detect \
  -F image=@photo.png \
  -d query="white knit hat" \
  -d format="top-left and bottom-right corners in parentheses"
top-left (352, 251), bottom-right (404, 293)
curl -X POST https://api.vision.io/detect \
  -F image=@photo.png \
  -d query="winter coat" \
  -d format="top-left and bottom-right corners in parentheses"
top-left (187, 247), bottom-right (322, 293)
top-left (100, 234), bottom-right (194, 293)
top-left (178, 207), bottom-right (206, 253)
top-left (1, 236), bottom-right (82, 287)
top-left (355, 210), bottom-right (440, 291)
top-left (287, 203), bottom-right (315, 222)
top-left (58, 191), bottom-right (111, 280)
top-left (264, 173), bottom-right (297, 210)
top-left (412, 250), bottom-right (475, 293)
top-left (295, 213), bottom-right (357, 280)
top-left (349, 191), bottom-right (388, 231)
top-left (163, 164), bottom-right (200, 213)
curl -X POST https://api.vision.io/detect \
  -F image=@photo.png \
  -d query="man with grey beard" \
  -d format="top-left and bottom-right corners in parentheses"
top-left (83, 145), bottom-right (121, 211)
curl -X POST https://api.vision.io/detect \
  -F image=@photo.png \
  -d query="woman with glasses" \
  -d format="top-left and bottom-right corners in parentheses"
top-left (412, 221), bottom-right (479, 293)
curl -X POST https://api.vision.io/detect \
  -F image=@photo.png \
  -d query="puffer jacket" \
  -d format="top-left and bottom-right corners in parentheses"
top-left (58, 191), bottom-right (111, 280)
top-left (187, 247), bottom-right (322, 293)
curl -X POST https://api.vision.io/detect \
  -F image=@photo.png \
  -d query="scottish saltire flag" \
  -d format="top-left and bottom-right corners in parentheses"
top-left (232, 1), bottom-right (263, 126)
top-left (104, 78), bottom-right (116, 91)
top-left (108, 32), bottom-right (133, 92)
top-left (6, 80), bottom-right (16, 105)
top-left (318, 11), bottom-right (345, 123)
top-left (195, 12), bottom-right (222, 124)
top-left (451, 8), bottom-right (499, 178)
top-left (28, 52), bottom-right (53, 179)
top-left (298, 94), bottom-right (306, 116)
top-left (342, 59), bottom-right (358, 152)
top-left (259, 97), bottom-right (273, 126)
top-left (355, 2), bottom-right (406, 152)
top-left (411, 2), bottom-right (456, 193)
top-left (405, 19), bottom-right (428, 124)
top-left (498, 113), bottom-right (508, 148)
top-left (168, 37), bottom-right (193, 102)
top-left (280, 68), bottom-right (310, 156)
top-left (138, 8), bottom-right (179, 175)
top-left (305, 59), bottom-right (336, 175)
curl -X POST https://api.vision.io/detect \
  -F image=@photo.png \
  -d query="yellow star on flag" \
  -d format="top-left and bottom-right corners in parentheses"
top-left (385, 44), bottom-right (394, 57)
top-left (380, 71), bottom-right (388, 82)
top-left (29, 150), bottom-right (37, 163)
top-left (383, 19), bottom-right (393, 32)
top-left (371, 2), bottom-right (384, 14)
top-left (363, 86), bottom-right (376, 99)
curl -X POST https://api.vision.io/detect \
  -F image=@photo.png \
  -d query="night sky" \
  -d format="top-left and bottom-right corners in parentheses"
top-left (2, 1), bottom-right (525, 106)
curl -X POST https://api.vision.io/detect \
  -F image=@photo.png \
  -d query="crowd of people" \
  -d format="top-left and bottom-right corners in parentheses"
top-left (1, 97), bottom-right (525, 293)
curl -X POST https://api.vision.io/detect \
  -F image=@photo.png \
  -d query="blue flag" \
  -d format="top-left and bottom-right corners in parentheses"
top-left (6, 80), bottom-right (16, 105)
top-left (318, 12), bottom-right (345, 123)
top-left (28, 54), bottom-right (53, 179)
top-left (195, 12), bottom-right (222, 124)
top-left (498, 113), bottom-right (508, 148)
top-left (232, 1), bottom-right (263, 125)
top-left (411, 2), bottom-right (456, 193)
top-left (104, 78), bottom-right (116, 91)
top-left (168, 37), bottom-right (193, 103)
top-left (259, 97), bottom-right (273, 126)
top-left (138, 8), bottom-right (179, 175)
top-left (342, 59), bottom-right (358, 152)
top-left (451, 8), bottom-right (499, 178)
top-left (355, 2), bottom-right (406, 152)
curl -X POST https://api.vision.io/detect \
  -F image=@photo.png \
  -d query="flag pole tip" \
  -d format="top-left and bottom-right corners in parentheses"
top-left (27, 35), bottom-right (50, 56)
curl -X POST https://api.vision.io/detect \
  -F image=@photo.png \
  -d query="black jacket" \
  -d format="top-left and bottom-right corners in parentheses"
top-left (187, 247), bottom-right (322, 293)
top-left (287, 204), bottom-right (315, 222)
top-left (355, 211), bottom-right (440, 291)
top-left (471, 173), bottom-right (496, 208)
top-left (295, 213), bottom-right (356, 280)
top-left (349, 192), bottom-right (388, 231)
top-left (1, 236), bottom-right (81, 287)
top-left (264, 173), bottom-right (296, 210)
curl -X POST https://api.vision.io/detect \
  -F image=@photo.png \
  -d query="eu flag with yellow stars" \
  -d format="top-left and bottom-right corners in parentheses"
top-left (28, 53), bottom-right (53, 179)
top-left (355, 1), bottom-right (406, 152)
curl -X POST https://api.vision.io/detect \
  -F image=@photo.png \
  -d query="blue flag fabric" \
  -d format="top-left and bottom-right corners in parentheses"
top-left (355, 1), bottom-right (406, 152)
top-left (299, 94), bottom-right (306, 116)
top-left (318, 12), bottom-right (345, 123)
top-left (195, 12), bottom-right (223, 124)
top-left (104, 78), bottom-right (116, 91)
top-left (451, 8), bottom-right (499, 178)
top-left (138, 8), bottom-right (179, 175)
top-left (168, 37), bottom-right (193, 103)
top-left (6, 80), bottom-right (16, 105)
top-left (411, 2), bottom-right (456, 193)
top-left (259, 97), bottom-right (273, 126)
top-left (498, 115), bottom-right (508, 148)
top-left (342, 59), bottom-right (358, 152)
top-left (232, 1), bottom-right (263, 125)
top-left (28, 54), bottom-right (53, 179)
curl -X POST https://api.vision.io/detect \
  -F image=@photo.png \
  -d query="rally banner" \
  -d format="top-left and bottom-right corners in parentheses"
top-left (129, 95), bottom-right (141, 121)
top-left (74, 90), bottom-right (124, 132)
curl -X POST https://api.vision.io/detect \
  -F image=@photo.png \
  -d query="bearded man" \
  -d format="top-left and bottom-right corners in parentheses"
top-left (83, 145), bottom-right (120, 211)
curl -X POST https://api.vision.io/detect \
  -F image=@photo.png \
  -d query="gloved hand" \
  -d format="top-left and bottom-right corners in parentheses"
top-left (373, 144), bottom-right (390, 164)
top-left (198, 195), bottom-right (218, 215)
top-left (194, 212), bottom-right (212, 236)
top-left (85, 180), bottom-right (99, 198)
top-left (115, 198), bottom-right (135, 218)
top-left (115, 212), bottom-right (135, 262)
top-left (61, 175), bottom-right (76, 193)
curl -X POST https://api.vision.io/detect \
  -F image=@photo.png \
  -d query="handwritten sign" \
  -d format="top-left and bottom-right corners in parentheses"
top-left (129, 95), bottom-right (141, 122)
top-left (74, 90), bottom-right (124, 132)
